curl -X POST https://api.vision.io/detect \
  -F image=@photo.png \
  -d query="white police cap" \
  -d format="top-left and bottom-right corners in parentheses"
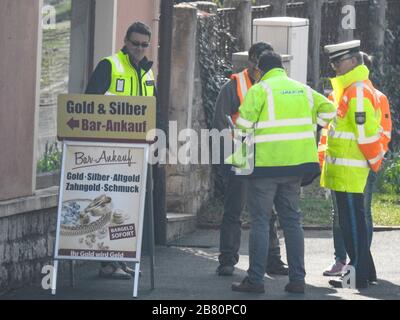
top-left (324, 40), bottom-right (361, 61)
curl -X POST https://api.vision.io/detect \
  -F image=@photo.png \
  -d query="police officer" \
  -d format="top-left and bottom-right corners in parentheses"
top-left (231, 51), bottom-right (336, 294)
top-left (85, 21), bottom-right (155, 279)
top-left (321, 40), bottom-right (384, 289)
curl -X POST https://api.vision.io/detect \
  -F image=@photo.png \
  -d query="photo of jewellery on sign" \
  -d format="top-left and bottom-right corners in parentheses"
top-left (55, 142), bottom-right (147, 261)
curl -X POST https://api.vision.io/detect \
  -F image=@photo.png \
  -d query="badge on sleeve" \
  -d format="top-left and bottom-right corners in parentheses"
top-left (355, 112), bottom-right (366, 125)
top-left (145, 80), bottom-right (154, 86)
top-left (116, 79), bottom-right (125, 92)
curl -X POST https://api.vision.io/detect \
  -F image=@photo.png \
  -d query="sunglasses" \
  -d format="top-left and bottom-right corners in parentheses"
top-left (127, 39), bottom-right (150, 48)
top-left (330, 55), bottom-right (353, 69)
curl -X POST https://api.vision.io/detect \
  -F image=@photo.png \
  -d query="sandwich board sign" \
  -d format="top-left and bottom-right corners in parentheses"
top-left (53, 94), bottom-right (155, 298)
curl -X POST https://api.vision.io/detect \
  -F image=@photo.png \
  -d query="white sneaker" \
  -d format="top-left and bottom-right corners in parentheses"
top-left (323, 261), bottom-right (346, 277)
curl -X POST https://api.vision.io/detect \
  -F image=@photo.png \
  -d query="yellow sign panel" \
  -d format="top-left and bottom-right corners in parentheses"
top-left (57, 94), bottom-right (156, 141)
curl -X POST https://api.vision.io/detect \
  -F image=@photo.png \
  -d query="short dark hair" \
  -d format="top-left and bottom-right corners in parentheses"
top-left (125, 22), bottom-right (152, 40)
top-left (360, 51), bottom-right (373, 69)
top-left (258, 51), bottom-right (283, 73)
top-left (248, 42), bottom-right (274, 62)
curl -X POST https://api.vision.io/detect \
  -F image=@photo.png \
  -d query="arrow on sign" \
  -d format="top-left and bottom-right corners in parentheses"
top-left (67, 118), bottom-right (80, 130)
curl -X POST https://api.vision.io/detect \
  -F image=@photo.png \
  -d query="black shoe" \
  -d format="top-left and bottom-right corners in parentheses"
top-left (232, 276), bottom-right (265, 293)
top-left (266, 259), bottom-right (289, 276)
top-left (369, 275), bottom-right (378, 285)
top-left (328, 279), bottom-right (343, 288)
top-left (216, 265), bottom-right (234, 276)
top-left (284, 281), bottom-right (305, 294)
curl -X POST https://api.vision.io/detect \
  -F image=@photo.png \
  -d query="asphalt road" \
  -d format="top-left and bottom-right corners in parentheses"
top-left (2, 229), bottom-right (400, 300)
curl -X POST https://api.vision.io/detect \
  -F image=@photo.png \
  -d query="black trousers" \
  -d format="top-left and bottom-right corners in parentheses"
top-left (334, 191), bottom-right (376, 285)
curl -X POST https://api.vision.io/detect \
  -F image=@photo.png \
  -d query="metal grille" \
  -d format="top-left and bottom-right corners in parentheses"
top-left (320, 1), bottom-right (342, 79)
top-left (286, 1), bottom-right (308, 17)
top-left (251, 5), bottom-right (273, 20)
top-left (216, 8), bottom-right (239, 63)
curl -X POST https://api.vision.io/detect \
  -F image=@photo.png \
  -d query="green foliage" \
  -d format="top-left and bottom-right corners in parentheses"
top-left (54, 0), bottom-right (71, 23)
top-left (371, 193), bottom-right (400, 226)
top-left (376, 152), bottom-right (400, 194)
top-left (37, 142), bottom-right (62, 173)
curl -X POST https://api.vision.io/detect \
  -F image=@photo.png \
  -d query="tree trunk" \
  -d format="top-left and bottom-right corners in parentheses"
top-left (271, 0), bottom-right (287, 16)
top-left (235, 0), bottom-right (252, 51)
top-left (307, 0), bottom-right (323, 91)
top-left (369, 0), bottom-right (386, 74)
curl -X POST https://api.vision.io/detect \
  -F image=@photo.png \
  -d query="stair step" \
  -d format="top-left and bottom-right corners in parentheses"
top-left (166, 213), bottom-right (197, 243)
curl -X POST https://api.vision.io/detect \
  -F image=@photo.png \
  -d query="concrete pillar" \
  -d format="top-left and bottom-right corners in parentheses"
top-left (166, 4), bottom-right (197, 213)
top-left (235, 0), bottom-right (252, 51)
top-left (68, 0), bottom-right (93, 93)
top-left (0, 0), bottom-right (42, 200)
top-left (169, 4), bottom-right (197, 135)
top-left (369, 0), bottom-right (386, 74)
top-left (190, 1), bottom-right (218, 13)
top-left (93, 0), bottom-right (117, 67)
top-left (271, 0), bottom-right (287, 16)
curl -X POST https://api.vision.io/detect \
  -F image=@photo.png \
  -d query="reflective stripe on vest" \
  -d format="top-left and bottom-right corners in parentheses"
top-left (254, 131), bottom-right (315, 143)
top-left (236, 116), bottom-right (254, 129)
top-left (232, 69), bottom-right (252, 104)
top-left (261, 81), bottom-right (276, 121)
top-left (111, 55), bottom-right (124, 73)
top-left (255, 118), bottom-right (312, 129)
top-left (356, 82), bottom-right (366, 139)
top-left (383, 131), bottom-right (391, 139)
top-left (325, 156), bottom-right (369, 168)
top-left (306, 85), bottom-right (314, 111)
top-left (231, 69), bottom-right (252, 123)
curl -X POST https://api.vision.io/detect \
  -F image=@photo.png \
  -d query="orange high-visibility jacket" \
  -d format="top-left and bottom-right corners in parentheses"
top-left (318, 84), bottom-right (391, 170)
top-left (230, 69), bottom-right (252, 124)
top-left (376, 90), bottom-right (392, 152)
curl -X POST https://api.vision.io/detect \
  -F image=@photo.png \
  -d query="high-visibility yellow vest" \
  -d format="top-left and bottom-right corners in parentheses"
top-left (321, 65), bottom-right (383, 193)
top-left (232, 68), bottom-right (336, 168)
top-left (104, 50), bottom-right (155, 97)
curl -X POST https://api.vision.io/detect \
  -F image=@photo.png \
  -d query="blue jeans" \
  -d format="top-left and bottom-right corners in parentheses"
top-left (247, 176), bottom-right (305, 284)
top-left (332, 170), bottom-right (377, 262)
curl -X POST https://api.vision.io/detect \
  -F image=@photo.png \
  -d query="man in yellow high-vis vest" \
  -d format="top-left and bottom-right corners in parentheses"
top-left (231, 51), bottom-right (335, 294)
top-left (85, 21), bottom-right (155, 280)
top-left (212, 42), bottom-right (289, 278)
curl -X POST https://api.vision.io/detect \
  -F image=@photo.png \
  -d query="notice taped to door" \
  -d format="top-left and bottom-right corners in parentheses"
top-left (54, 141), bottom-right (149, 262)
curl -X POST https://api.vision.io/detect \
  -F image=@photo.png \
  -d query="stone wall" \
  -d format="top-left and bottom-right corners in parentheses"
top-left (0, 208), bottom-right (56, 292)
